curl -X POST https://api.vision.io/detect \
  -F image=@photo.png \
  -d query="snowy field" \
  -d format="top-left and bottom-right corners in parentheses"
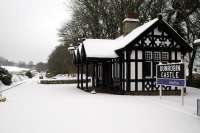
top-left (1, 66), bottom-right (29, 73)
top-left (0, 78), bottom-right (200, 133)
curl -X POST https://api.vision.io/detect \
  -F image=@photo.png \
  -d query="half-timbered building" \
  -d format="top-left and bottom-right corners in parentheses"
top-left (72, 15), bottom-right (192, 95)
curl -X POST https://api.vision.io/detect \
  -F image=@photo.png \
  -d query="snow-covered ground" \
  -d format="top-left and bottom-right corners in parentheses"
top-left (1, 66), bottom-right (29, 73)
top-left (0, 78), bottom-right (200, 133)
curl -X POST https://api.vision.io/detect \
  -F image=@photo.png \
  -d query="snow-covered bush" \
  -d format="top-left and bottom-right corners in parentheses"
top-left (25, 71), bottom-right (33, 78)
top-left (0, 67), bottom-right (12, 85)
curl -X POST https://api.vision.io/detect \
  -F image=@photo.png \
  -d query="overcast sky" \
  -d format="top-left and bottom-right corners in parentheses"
top-left (0, 0), bottom-right (71, 64)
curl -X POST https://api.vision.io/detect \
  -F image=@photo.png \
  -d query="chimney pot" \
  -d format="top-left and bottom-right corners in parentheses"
top-left (127, 11), bottom-right (138, 19)
top-left (157, 14), bottom-right (163, 20)
top-left (123, 11), bottom-right (139, 36)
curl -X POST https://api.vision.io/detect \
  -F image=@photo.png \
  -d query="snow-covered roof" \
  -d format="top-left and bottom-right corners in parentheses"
top-left (77, 18), bottom-right (159, 59)
top-left (116, 18), bottom-right (159, 49)
top-left (83, 39), bottom-right (118, 58)
top-left (194, 39), bottom-right (200, 44)
top-left (77, 17), bottom-right (190, 59)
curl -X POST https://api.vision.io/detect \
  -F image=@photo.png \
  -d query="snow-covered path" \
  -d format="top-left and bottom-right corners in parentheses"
top-left (0, 78), bottom-right (200, 133)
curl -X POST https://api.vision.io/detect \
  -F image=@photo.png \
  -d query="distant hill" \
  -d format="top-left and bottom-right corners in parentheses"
top-left (0, 56), bottom-right (34, 69)
top-left (0, 56), bottom-right (7, 62)
top-left (0, 56), bottom-right (15, 66)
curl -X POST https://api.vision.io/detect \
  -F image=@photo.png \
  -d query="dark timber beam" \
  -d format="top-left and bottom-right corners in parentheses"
top-left (142, 50), bottom-right (145, 92)
top-left (81, 62), bottom-right (83, 90)
top-left (126, 50), bottom-right (131, 92)
top-left (77, 64), bottom-right (80, 88)
top-left (92, 63), bottom-right (95, 88)
top-left (119, 56), bottom-right (123, 94)
top-left (86, 62), bottom-right (88, 90)
top-left (96, 63), bottom-right (99, 88)
top-left (135, 50), bottom-right (138, 92)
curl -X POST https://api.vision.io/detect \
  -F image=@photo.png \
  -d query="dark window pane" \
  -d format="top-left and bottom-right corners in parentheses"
top-left (144, 62), bottom-right (151, 77)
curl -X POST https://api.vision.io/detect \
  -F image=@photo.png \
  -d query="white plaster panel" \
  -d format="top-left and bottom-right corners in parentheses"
top-left (172, 52), bottom-right (175, 60)
top-left (138, 51), bottom-right (142, 59)
top-left (165, 39), bottom-right (171, 46)
top-left (124, 51), bottom-right (126, 59)
top-left (131, 50), bottom-right (135, 59)
top-left (145, 38), bottom-right (151, 46)
top-left (138, 82), bottom-right (142, 91)
top-left (155, 38), bottom-right (161, 46)
top-left (124, 62), bottom-right (126, 79)
top-left (138, 62), bottom-right (142, 79)
top-left (131, 82), bottom-right (135, 91)
top-left (131, 62), bottom-right (135, 79)
top-left (177, 52), bottom-right (181, 60)
top-left (154, 27), bottom-right (162, 35)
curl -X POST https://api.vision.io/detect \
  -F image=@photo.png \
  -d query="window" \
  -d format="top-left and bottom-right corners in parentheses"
top-left (144, 51), bottom-right (161, 77)
top-left (153, 52), bottom-right (160, 60)
top-left (145, 51), bottom-right (152, 60)
top-left (144, 62), bottom-right (151, 77)
top-left (162, 52), bottom-right (169, 60)
top-left (144, 51), bottom-right (152, 77)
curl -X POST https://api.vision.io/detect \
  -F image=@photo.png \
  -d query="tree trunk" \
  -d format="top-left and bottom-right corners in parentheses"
top-left (188, 46), bottom-right (197, 85)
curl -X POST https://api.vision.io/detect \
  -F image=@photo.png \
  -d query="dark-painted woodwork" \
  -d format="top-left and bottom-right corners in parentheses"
top-left (77, 64), bottom-right (80, 88)
top-left (86, 62), bottom-right (88, 90)
top-left (81, 63), bottom-right (83, 89)
top-left (126, 50), bottom-right (131, 92)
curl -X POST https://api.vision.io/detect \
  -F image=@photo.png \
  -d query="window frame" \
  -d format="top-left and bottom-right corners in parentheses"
top-left (153, 52), bottom-right (161, 61)
top-left (162, 52), bottom-right (169, 61)
top-left (144, 61), bottom-right (152, 78)
top-left (145, 51), bottom-right (152, 60)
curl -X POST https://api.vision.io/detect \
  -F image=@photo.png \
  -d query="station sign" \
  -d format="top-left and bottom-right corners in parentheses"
top-left (156, 63), bottom-right (186, 87)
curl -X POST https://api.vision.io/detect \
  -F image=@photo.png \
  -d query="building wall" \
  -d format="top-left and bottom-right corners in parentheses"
top-left (123, 26), bottom-right (184, 92)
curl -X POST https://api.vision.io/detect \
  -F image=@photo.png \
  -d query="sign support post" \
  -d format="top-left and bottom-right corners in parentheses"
top-left (159, 85), bottom-right (162, 99)
top-left (181, 87), bottom-right (184, 106)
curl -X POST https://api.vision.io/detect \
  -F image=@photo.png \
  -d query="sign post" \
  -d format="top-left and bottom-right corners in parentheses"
top-left (156, 63), bottom-right (186, 105)
top-left (159, 86), bottom-right (162, 99)
top-left (181, 88), bottom-right (184, 105)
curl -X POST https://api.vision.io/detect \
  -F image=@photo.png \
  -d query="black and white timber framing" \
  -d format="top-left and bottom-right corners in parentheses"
top-left (72, 16), bottom-right (193, 95)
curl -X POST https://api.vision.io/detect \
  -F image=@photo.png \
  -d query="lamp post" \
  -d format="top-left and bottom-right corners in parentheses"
top-left (68, 44), bottom-right (75, 55)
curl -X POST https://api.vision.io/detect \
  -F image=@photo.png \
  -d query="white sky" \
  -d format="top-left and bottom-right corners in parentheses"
top-left (0, 0), bottom-right (71, 64)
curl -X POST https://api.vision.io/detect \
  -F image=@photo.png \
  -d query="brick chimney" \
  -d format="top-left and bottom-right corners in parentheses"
top-left (123, 12), bottom-right (139, 36)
